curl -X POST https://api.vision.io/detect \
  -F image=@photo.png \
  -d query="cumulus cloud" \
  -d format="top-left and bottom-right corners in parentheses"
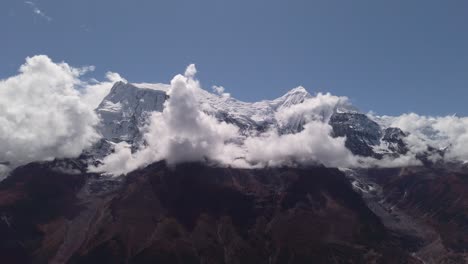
top-left (89, 142), bottom-right (146, 176)
top-left (383, 113), bottom-right (468, 162)
top-left (242, 121), bottom-right (355, 167)
top-left (184, 64), bottom-right (197, 78)
top-left (145, 68), bottom-right (239, 165)
top-left (0, 55), bottom-right (104, 168)
top-left (212, 85), bottom-right (225, 95)
top-left (212, 85), bottom-right (230, 98)
top-left (242, 92), bottom-right (355, 167)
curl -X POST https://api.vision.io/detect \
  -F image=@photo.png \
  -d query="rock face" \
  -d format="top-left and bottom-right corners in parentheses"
top-left (0, 162), bottom-right (420, 263)
top-left (330, 112), bottom-right (383, 157)
top-left (96, 82), bottom-right (168, 143)
top-left (382, 127), bottom-right (409, 155)
top-left (329, 112), bottom-right (414, 159)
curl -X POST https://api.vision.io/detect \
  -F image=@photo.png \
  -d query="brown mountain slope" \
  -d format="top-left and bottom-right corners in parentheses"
top-left (363, 166), bottom-right (468, 263)
top-left (0, 161), bottom-right (418, 263)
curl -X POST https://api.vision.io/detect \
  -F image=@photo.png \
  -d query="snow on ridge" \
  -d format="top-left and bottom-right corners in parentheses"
top-left (99, 101), bottom-right (122, 113)
top-left (132, 82), bottom-right (170, 91)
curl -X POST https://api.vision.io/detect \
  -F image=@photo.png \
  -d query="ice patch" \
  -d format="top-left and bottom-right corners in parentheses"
top-left (100, 101), bottom-right (122, 112)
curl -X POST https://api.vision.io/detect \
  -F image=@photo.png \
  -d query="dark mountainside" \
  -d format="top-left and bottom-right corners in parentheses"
top-left (0, 160), bottom-right (432, 264)
top-left (364, 167), bottom-right (468, 263)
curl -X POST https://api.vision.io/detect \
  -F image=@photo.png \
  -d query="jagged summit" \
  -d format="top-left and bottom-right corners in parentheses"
top-left (269, 86), bottom-right (312, 109)
top-left (96, 82), bottom-right (167, 142)
top-left (276, 86), bottom-right (310, 100)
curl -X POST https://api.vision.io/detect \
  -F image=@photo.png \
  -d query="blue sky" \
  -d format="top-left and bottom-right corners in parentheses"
top-left (1, 0), bottom-right (467, 116)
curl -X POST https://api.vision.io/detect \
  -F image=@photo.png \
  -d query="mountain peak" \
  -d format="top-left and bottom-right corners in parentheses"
top-left (96, 82), bottom-right (167, 142)
top-left (273, 86), bottom-right (311, 109)
top-left (284, 86), bottom-right (308, 95)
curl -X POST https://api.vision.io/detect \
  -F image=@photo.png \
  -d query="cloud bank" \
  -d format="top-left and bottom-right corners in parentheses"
top-left (373, 113), bottom-right (468, 163)
top-left (0, 55), bottom-right (120, 171)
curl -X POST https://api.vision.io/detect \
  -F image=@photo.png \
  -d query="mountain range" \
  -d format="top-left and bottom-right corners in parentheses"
top-left (0, 80), bottom-right (467, 263)
top-left (93, 81), bottom-right (437, 163)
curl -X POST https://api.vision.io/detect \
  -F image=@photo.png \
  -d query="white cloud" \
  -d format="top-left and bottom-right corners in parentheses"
top-left (89, 141), bottom-right (149, 176)
top-left (212, 85), bottom-right (230, 98)
top-left (364, 112), bottom-right (468, 168)
top-left (0, 55), bottom-right (101, 168)
top-left (145, 67), bottom-right (240, 165)
top-left (241, 93), bottom-right (355, 168)
top-left (25, 1), bottom-right (52, 22)
top-left (212, 85), bottom-right (225, 94)
top-left (184, 64), bottom-right (197, 78)
top-left (242, 121), bottom-right (355, 167)
top-left (386, 113), bottom-right (468, 162)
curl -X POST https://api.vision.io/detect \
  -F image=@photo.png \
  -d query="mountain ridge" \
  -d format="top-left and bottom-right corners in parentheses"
top-left (92, 81), bottom-right (420, 166)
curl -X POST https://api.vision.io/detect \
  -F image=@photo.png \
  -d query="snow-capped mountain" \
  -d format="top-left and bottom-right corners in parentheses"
top-left (96, 81), bottom-right (168, 143)
top-left (95, 83), bottom-right (321, 142)
top-left (94, 81), bottom-right (412, 160)
top-left (192, 86), bottom-right (318, 133)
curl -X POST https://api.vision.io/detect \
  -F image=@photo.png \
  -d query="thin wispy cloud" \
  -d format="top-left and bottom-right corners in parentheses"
top-left (80, 24), bottom-right (91, 32)
top-left (25, 1), bottom-right (52, 22)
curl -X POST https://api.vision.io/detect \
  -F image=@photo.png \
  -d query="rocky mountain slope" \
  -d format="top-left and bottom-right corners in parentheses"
top-left (96, 82), bottom-right (168, 143)
top-left (0, 161), bottom-right (421, 264)
top-left (344, 165), bottom-right (468, 263)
